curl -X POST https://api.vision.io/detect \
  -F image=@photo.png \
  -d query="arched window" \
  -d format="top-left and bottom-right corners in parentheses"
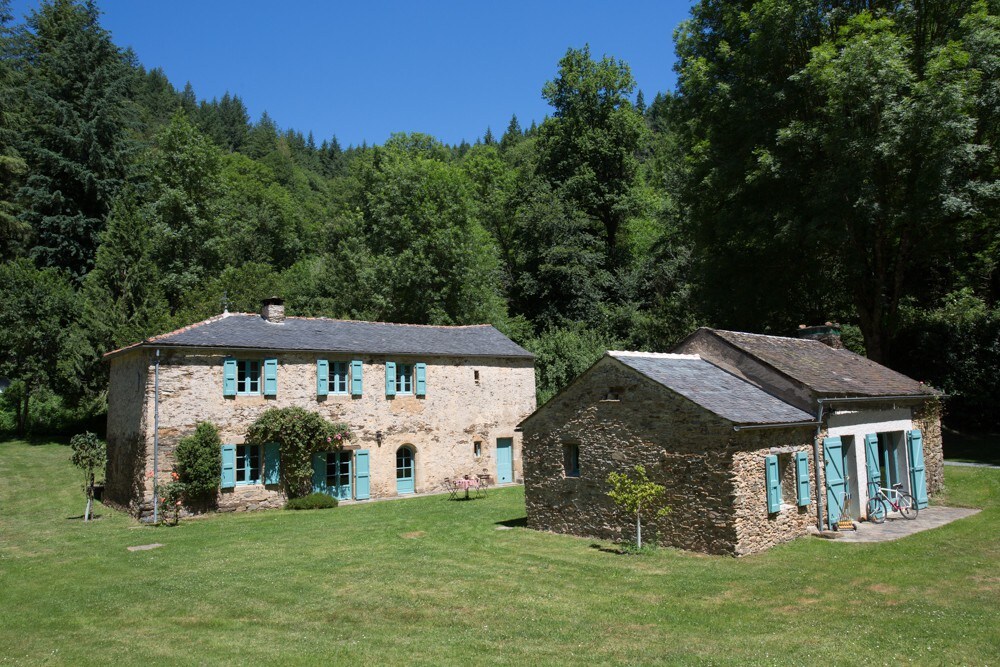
top-left (396, 445), bottom-right (415, 494)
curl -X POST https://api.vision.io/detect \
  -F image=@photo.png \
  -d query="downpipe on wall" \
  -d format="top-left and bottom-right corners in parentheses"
top-left (153, 348), bottom-right (160, 524)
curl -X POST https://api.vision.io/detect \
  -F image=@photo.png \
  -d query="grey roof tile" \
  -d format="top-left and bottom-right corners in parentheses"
top-left (706, 329), bottom-right (936, 397)
top-left (110, 313), bottom-right (533, 359)
top-left (610, 352), bottom-right (815, 425)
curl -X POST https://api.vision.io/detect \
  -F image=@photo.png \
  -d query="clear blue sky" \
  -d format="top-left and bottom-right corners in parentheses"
top-left (10, 0), bottom-right (693, 147)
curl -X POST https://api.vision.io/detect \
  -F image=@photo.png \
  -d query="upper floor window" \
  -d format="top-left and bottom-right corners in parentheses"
top-left (330, 361), bottom-right (348, 394)
top-left (238, 360), bottom-right (260, 395)
top-left (395, 363), bottom-right (413, 394)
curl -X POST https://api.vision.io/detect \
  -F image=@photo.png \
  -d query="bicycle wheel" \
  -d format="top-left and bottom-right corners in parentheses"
top-left (897, 492), bottom-right (918, 520)
top-left (866, 497), bottom-right (886, 524)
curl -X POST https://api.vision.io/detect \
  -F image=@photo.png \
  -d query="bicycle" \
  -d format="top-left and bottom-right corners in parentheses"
top-left (866, 483), bottom-right (918, 523)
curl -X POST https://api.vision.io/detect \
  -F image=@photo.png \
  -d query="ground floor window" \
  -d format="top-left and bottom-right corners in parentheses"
top-left (396, 445), bottom-right (415, 494)
top-left (563, 444), bottom-right (580, 477)
top-left (325, 451), bottom-right (352, 499)
top-left (236, 444), bottom-right (261, 485)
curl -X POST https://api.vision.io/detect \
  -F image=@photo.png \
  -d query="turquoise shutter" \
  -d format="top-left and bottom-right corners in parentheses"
top-left (907, 430), bottom-right (928, 508)
top-left (311, 452), bottom-right (327, 493)
top-left (864, 433), bottom-right (880, 497)
top-left (264, 442), bottom-right (281, 485)
top-left (824, 436), bottom-right (845, 527)
top-left (351, 359), bottom-right (363, 396)
top-left (316, 359), bottom-right (329, 396)
top-left (223, 357), bottom-right (237, 397)
top-left (385, 361), bottom-right (396, 397)
top-left (415, 362), bottom-right (427, 396)
top-left (263, 358), bottom-right (278, 396)
top-left (765, 455), bottom-right (780, 513)
top-left (355, 449), bottom-right (370, 500)
top-left (795, 451), bottom-right (810, 506)
top-left (221, 444), bottom-right (236, 488)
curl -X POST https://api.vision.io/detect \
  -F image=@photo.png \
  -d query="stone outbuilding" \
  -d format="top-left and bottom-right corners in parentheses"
top-left (104, 299), bottom-right (536, 519)
top-left (522, 326), bottom-right (942, 556)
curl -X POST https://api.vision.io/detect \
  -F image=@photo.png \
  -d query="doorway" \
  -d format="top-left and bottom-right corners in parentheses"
top-left (396, 445), bottom-right (415, 494)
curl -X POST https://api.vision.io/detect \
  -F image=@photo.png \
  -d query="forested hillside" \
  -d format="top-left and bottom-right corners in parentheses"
top-left (1, 0), bottom-right (997, 436)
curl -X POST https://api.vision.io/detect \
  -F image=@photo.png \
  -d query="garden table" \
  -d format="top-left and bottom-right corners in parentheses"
top-left (455, 477), bottom-right (479, 499)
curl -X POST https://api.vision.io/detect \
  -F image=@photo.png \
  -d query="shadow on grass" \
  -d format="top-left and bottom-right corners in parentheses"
top-left (495, 517), bottom-right (527, 528)
top-left (66, 514), bottom-right (103, 521)
top-left (589, 543), bottom-right (626, 555)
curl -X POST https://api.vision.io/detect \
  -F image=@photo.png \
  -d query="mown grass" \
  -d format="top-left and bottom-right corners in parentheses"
top-left (1, 438), bottom-right (997, 665)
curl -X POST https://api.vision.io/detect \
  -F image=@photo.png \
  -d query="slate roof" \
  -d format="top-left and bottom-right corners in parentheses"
top-left (105, 313), bottom-right (533, 359)
top-left (702, 329), bottom-right (936, 397)
top-left (610, 352), bottom-right (815, 425)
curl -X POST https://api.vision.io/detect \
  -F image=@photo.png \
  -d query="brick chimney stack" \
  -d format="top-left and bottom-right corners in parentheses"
top-left (261, 297), bottom-right (285, 323)
top-left (796, 322), bottom-right (844, 349)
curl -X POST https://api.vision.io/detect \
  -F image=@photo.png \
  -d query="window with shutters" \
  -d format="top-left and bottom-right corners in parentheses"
top-left (329, 361), bottom-right (348, 394)
top-left (237, 360), bottom-right (260, 395)
top-left (395, 363), bottom-right (413, 394)
top-left (778, 454), bottom-right (795, 504)
top-left (236, 444), bottom-right (262, 485)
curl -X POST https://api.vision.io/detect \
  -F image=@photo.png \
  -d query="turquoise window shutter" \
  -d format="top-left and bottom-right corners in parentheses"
top-left (415, 362), bottom-right (427, 396)
top-left (765, 454), bottom-right (780, 513)
top-left (220, 444), bottom-right (236, 488)
top-left (795, 451), bottom-right (810, 506)
top-left (316, 359), bottom-right (329, 396)
top-left (385, 361), bottom-right (396, 397)
top-left (263, 442), bottom-right (281, 485)
top-left (223, 358), bottom-right (237, 397)
top-left (355, 449), bottom-right (370, 500)
top-left (263, 358), bottom-right (278, 396)
top-left (351, 359), bottom-right (363, 396)
top-left (312, 452), bottom-right (327, 493)
top-left (864, 433), bottom-right (880, 497)
top-left (907, 430), bottom-right (928, 508)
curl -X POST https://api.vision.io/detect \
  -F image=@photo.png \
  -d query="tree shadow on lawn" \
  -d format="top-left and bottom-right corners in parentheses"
top-left (66, 514), bottom-right (103, 521)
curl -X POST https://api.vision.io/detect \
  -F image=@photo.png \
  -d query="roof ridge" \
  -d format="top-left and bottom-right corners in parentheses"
top-left (608, 350), bottom-right (700, 360)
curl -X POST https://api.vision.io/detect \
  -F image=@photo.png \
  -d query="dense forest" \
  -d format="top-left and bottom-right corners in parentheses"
top-left (0, 0), bottom-right (997, 437)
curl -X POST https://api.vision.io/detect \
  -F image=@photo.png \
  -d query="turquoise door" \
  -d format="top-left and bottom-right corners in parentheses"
top-left (824, 436), bottom-right (845, 528)
top-left (496, 438), bottom-right (513, 484)
top-left (396, 446), bottom-right (415, 494)
top-left (907, 430), bottom-right (928, 509)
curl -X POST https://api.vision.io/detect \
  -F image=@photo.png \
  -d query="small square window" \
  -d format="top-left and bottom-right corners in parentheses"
top-left (604, 386), bottom-right (624, 401)
top-left (474, 441), bottom-right (482, 458)
top-left (563, 444), bottom-right (580, 478)
top-left (474, 370), bottom-right (480, 385)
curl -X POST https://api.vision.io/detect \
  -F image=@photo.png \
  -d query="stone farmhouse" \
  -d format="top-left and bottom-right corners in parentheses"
top-left (522, 326), bottom-right (942, 556)
top-left (103, 299), bottom-right (536, 519)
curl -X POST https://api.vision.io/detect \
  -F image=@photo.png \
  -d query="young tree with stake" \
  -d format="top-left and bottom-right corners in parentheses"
top-left (70, 432), bottom-right (106, 522)
top-left (606, 464), bottom-right (670, 550)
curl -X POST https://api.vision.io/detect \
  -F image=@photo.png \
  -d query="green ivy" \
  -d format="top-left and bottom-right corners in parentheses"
top-left (246, 407), bottom-right (353, 498)
top-left (173, 421), bottom-right (222, 505)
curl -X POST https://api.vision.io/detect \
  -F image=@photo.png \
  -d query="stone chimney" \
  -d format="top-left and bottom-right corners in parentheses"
top-left (261, 297), bottom-right (285, 323)
top-left (796, 322), bottom-right (843, 349)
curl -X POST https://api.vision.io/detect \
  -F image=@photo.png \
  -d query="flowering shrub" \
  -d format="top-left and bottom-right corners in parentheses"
top-left (246, 407), bottom-right (353, 498)
top-left (159, 479), bottom-right (185, 526)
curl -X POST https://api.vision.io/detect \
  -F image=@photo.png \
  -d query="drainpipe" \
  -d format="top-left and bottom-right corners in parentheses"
top-left (153, 348), bottom-right (160, 524)
top-left (813, 401), bottom-right (825, 531)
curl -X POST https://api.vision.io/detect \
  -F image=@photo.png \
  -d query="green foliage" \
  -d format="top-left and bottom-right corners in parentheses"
top-left (606, 464), bottom-right (670, 549)
top-left (285, 492), bottom-right (339, 510)
top-left (69, 430), bottom-right (105, 521)
top-left (173, 421), bottom-right (222, 502)
top-left (526, 324), bottom-right (616, 405)
top-left (0, 259), bottom-right (88, 436)
top-left (246, 407), bottom-right (352, 498)
top-left (16, 0), bottom-right (136, 279)
top-left (158, 480), bottom-right (185, 525)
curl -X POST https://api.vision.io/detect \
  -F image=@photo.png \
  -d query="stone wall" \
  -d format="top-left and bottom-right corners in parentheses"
top-left (912, 399), bottom-right (945, 495)
top-left (104, 349), bottom-right (151, 513)
top-left (523, 357), bottom-right (817, 556)
top-left (730, 429), bottom-right (817, 556)
top-left (107, 348), bottom-right (536, 518)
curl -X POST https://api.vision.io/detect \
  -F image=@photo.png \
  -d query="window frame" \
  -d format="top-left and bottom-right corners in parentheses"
top-left (329, 360), bottom-right (349, 395)
top-left (237, 359), bottom-right (261, 395)
top-left (235, 444), bottom-right (262, 485)
top-left (395, 363), bottom-right (413, 395)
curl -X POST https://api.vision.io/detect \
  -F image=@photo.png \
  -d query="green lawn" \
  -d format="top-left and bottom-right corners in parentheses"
top-left (1, 439), bottom-right (998, 666)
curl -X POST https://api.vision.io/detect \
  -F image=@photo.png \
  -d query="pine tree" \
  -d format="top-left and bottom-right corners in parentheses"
top-left (0, 0), bottom-right (27, 255)
top-left (500, 114), bottom-right (522, 152)
top-left (17, 0), bottom-right (136, 280)
top-left (217, 92), bottom-right (249, 152)
top-left (635, 89), bottom-right (646, 114)
top-left (483, 126), bottom-right (496, 146)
